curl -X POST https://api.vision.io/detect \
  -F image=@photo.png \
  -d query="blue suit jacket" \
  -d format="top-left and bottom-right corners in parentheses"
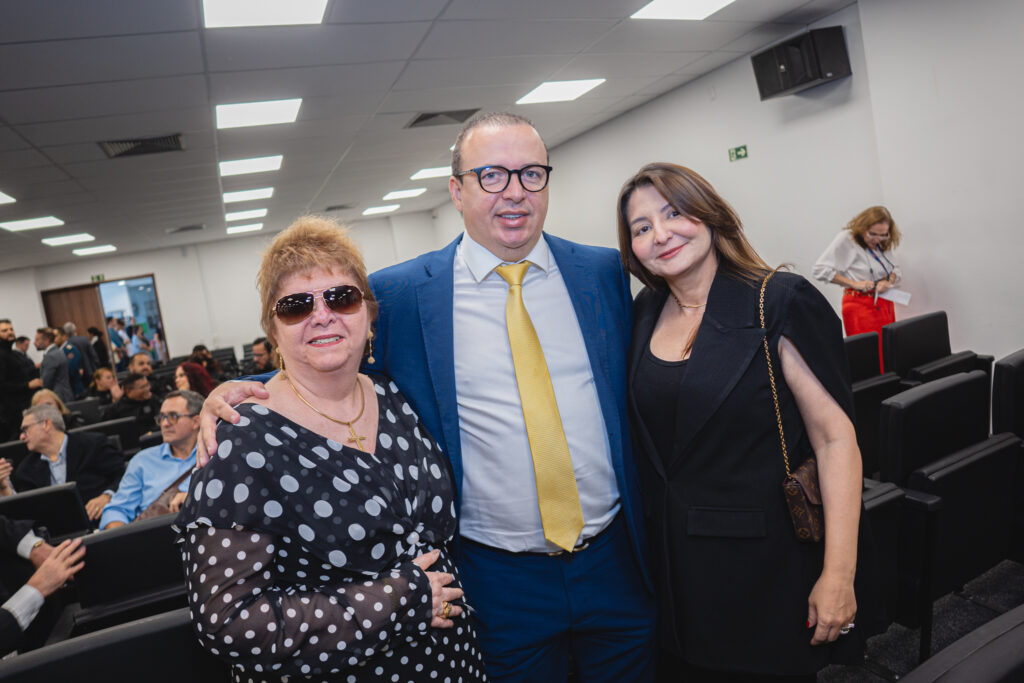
top-left (367, 233), bottom-right (650, 587)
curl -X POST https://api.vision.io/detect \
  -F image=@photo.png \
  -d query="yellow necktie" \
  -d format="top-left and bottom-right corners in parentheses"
top-left (495, 262), bottom-right (584, 552)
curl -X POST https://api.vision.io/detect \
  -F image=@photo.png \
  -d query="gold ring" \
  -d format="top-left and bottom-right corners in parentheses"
top-left (441, 601), bottom-right (452, 618)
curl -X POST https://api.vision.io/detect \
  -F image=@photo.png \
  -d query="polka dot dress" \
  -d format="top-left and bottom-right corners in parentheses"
top-left (175, 377), bottom-right (486, 682)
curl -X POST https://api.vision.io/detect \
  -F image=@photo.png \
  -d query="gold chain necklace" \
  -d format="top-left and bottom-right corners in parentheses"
top-left (283, 371), bottom-right (368, 451)
top-left (671, 292), bottom-right (707, 310)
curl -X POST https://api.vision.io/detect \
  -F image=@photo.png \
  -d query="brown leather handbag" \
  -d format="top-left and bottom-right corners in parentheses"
top-left (138, 469), bottom-right (192, 521)
top-left (759, 271), bottom-right (825, 543)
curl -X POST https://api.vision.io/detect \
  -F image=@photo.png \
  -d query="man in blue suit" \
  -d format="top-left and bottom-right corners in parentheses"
top-left (365, 113), bottom-right (654, 682)
top-left (199, 113), bottom-right (654, 682)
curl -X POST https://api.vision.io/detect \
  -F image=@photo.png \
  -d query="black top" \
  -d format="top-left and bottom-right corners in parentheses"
top-left (176, 376), bottom-right (486, 682)
top-left (633, 346), bottom-right (687, 468)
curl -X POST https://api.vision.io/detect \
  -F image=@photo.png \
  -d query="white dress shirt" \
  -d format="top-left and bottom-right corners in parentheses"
top-left (452, 232), bottom-right (620, 552)
top-left (813, 230), bottom-right (902, 286)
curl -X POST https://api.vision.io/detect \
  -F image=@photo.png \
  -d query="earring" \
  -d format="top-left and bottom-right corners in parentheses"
top-left (276, 350), bottom-right (285, 371)
top-left (365, 331), bottom-right (375, 365)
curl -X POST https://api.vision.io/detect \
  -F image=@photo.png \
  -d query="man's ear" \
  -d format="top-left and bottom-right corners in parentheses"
top-left (449, 176), bottom-right (463, 213)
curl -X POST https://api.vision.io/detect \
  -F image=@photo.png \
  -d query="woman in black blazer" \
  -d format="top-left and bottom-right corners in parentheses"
top-left (617, 163), bottom-right (872, 681)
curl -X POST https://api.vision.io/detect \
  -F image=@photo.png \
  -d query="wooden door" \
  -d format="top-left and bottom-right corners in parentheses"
top-left (40, 284), bottom-right (108, 354)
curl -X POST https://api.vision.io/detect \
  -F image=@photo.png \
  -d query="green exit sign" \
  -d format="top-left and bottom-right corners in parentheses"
top-left (90, 274), bottom-right (105, 282)
top-left (729, 145), bottom-right (748, 162)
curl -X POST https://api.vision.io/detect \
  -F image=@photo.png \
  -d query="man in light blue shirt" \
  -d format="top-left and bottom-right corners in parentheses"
top-left (99, 390), bottom-right (202, 529)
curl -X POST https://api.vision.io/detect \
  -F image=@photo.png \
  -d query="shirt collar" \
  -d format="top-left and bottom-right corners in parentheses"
top-left (159, 441), bottom-right (198, 464)
top-left (460, 231), bottom-right (551, 283)
top-left (40, 434), bottom-right (69, 465)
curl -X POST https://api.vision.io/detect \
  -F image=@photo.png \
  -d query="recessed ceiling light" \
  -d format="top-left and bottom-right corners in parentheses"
top-left (517, 79), bottom-right (606, 104)
top-left (225, 208), bottom-right (268, 221)
top-left (42, 233), bottom-right (95, 247)
top-left (0, 190), bottom-right (15, 205)
top-left (223, 187), bottom-right (274, 204)
top-left (631, 0), bottom-right (737, 20)
top-left (410, 167), bottom-right (451, 180)
top-left (73, 244), bottom-right (117, 256)
top-left (227, 223), bottom-right (264, 234)
top-left (383, 188), bottom-right (427, 201)
top-left (215, 99), bottom-right (302, 129)
top-left (219, 155), bottom-right (283, 177)
top-left (203, 0), bottom-right (328, 28)
top-left (0, 216), bottom-right (64, 232)
top-left (363, 205), bottom-right (400, 216)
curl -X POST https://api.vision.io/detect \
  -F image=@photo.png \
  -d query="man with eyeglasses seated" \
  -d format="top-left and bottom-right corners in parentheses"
top-left (98, 390), bottom-right (202, 530)
top-left (0, 403), bottom-right (124, 522)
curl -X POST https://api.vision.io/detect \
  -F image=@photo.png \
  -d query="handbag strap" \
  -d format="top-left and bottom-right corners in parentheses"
top-left (759, 270), bottom-right (792, 477)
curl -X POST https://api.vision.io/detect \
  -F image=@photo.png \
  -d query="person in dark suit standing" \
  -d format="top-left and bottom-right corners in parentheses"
top-left (0, 403), bottom-right (124, 522)
top-left (199, 112), bottom-right (656, 683)
top-left (0, 320), bottom-right (43, 441)
top-left (617, 163), bottom-right (872, 682)
top-left (33, 328), bottom-right (72, 403)
top-left (63, 322), bottom-right (100, 378)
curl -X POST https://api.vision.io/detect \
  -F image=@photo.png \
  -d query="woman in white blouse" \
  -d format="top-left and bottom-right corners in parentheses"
top-left (813, 206), bottom-right (902, 370)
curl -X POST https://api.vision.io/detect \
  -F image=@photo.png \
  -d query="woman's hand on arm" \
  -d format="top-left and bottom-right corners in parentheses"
top-left (196, 381), bottom-right (270, 466)
top-left (779, 335), bottom-right (861, 646)
top-left (412, 548), bottom-right (464, 628)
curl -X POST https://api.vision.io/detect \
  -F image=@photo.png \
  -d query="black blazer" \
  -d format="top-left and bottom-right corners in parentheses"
top-left (628, 269), bottom-right (873, 675)
top-left (12, 431), bottom-right (124, 503)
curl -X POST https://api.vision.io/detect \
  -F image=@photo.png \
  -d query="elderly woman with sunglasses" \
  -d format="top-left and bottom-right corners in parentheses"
top-left (175, 216), bottom-right (486, 683)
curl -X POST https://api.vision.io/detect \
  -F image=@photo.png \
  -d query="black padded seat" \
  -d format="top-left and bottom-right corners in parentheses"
top-left (0, 483), bottom-right (89, 537)
top-left (0, 440), bottom-right (29, 470)
top-left (993, 348), bottom-right (1024, 438)
top-left (879, 371), bottom-right (990, 486)
top-left (853, 372), bottom-right (902, 478)
top-left (845, 331), bottom-right (883, 381)
top-left (68, 415), bottom-right (140, 450)
top-left (64, 397), bottom-right (102, 425)
top-left (881, 311), bottom-right (993, 387)
top-left (0, 608), bottom-right (228, 682)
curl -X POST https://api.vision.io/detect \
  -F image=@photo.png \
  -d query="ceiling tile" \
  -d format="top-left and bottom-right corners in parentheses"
top-left (208, 62), bottom-right (406, 102)
top-left (442, 0), bottom-right (647, 20)
top-left (416, 20), bottom-right (618, 59)
top-left (590, 18), bottom-right (761, 53)
top-left (394, 55), bottom-right (566, 90)
top-left (327, 0), bottom-right (449, 23)
top-left (0, 0), bottom-right (199, 43)
top-left (15, 108), bottom-right (212, 147)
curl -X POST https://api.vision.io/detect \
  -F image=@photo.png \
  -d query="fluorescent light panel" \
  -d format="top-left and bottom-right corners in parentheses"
top-left (363, 205), bottom-right (399, 216)
top-left (225, 208), bottom-right (268, 221)
top-left (223, 187), bottom-right (274, 204)
top-left (42, 233), bottom-right (95, 247)
top-left (216, 99), bottom-right (302, 129)
top-left (227, 223), bottom-right (264, 234)
top-left (73, 244), bottom-right (117, 256)
top-left (203, 0), bottom-right (328, 28)
top-left (219, 155), bottom-right (283, 176)
top-left (383, 188), bottom-right (427, 201)
top-left (0, 190), bottom-right (15, 205)
top-left (631, 0), bottom-right (737, 20)
top-left (0, 216), bottom-right (64, 231)
top-left (410, 166), bottom-right (451, 180)
top-left (517, 79), bottom-right (606, 104)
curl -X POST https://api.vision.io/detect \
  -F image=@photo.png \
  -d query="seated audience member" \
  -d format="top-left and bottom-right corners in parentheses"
top-left (1, 320), bottom-right (42, 441)
top-left (53, 327), bottom-right (85, 399)
top-left (12, 336), bottom-right (38, 379)
top-left (173, 362), bottom-right (216, 398)
top-left (62, 322), bottom-right (99, 378)
top-left (31, 389), bottom-right (85, 430)
top-left (246, 337), bottom-right (275, 374)
top-left (0, 514), bottom-right (84, 656)
top-left (0, 404), bottom-right (124, 521)
top-left (100, 373), bottom-right (160, 428)
top-left (86, 367), bottom-right (122, 405)
top-left (128, 351), bottom-right (166, 398)
top-left (33, 328), bottom-right (72, 403)
top-left (188, 344), bottom-right (222, 382)
top-left (86, 326), bottom-right (110, 370)
top-left (98, 390), bottom-right (201, 529)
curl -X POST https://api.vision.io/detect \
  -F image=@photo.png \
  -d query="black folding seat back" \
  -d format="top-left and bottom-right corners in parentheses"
top-left (882, 312), bottom-right (952, 377)
top-left (0, 483), bottom-right (90, 537)
top-left (879, 371), bottom-right (990, 485)
top-left (853, 373), bottom-right (902, 477)
top-left (862, 481), bottom-right (905, 624)
top-left (906, 350), bottom-right (985, 384)
top-left (64, 397), bottom-right (102, 425)
top-left (0, 440), bottom-right (30, 470)
top-left (68, 415), bottom-right (141, 449)
top-left (993, 348), bottom-right (1024, 437)
top-left (845, 332), bottom-right (881, 382)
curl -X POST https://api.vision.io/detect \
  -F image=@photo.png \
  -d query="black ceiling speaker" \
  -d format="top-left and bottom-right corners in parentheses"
top-left (751, 26), bottom-right (852, 101)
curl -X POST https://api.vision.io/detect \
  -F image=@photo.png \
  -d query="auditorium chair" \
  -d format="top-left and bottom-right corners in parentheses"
top-left (0, 608), bottom-right (228, 682)
top-left (0, 483), bottom-right (90, 538)
top-left (900, 602), bottom-right (1024, 683)
top-left (210, 346), bottom-right (239, 378)
top-left (878, 371), bottom-right (990, 486)
top-left (0, 440), bottom-right (29, 470)
top-left (64, 397), bottom-right (102, 425)
top-left (881, 311), bottom-right (994, 388)
top-left (47, 515), bottom-right (187, 641)
top-left (993, 348), bottom-right (1024, 438)
top-left (135, 430), bottom-right (163, 451)
top-left (845, 332), bottom-right (903, 477)
top-left (68, 415), bottom-right (141, 450)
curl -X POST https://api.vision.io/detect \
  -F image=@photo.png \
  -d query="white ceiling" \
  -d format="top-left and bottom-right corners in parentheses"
top-left (0, 0), bottom-right (853, 272)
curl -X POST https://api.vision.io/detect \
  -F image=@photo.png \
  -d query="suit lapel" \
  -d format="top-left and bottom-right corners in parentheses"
top-left (628, 289), bottom-right (669, 479)
top-left (414, 239), bottom-right (463, 485)
top-left (548, 237), bottom-right (611, 388)
top-left (668, 270), bottom-right (765, 475)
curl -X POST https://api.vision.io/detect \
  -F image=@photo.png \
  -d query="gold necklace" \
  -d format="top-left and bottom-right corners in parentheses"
top-left (671, 292), bottom-right (707, 310)
top-left (284, 371), bottom-right (368, 451)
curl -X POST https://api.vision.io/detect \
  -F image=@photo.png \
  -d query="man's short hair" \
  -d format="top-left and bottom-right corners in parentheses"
top-left (0, 318), bottom-right (11, 325)
top-left (22, 403), bottom-right (65, 433)
top-left (450, 111), bottom-right (546, 175)
top-left (35, 327), bottom-right (55, 344)
top-left (63, 322), bottom-right (76, 334)
top-left (164, 389), bottom-right (204, 416)
top-left (123, 372), bottom-right (147, 389)
top-left (15, 336), bottom-right (28, 344)
top-left (130, 352), bottom-right (151, 365)
top-left (253, 337), bottom-right (272, 353)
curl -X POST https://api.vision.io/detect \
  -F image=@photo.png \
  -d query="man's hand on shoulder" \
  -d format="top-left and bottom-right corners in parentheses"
top-left (197, 380), bottom-right (270, 467)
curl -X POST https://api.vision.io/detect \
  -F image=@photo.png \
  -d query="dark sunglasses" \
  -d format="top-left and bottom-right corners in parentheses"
top-left (274, 285), bottom-right (365, 325)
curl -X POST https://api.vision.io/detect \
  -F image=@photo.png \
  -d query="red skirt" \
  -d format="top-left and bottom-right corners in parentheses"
top-left (842, 290), bottom-right (895, 373)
